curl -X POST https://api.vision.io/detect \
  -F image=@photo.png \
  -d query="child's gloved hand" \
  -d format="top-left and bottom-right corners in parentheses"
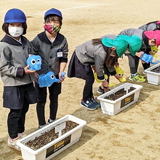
top-left (94, 72), bottom-right (108, 83)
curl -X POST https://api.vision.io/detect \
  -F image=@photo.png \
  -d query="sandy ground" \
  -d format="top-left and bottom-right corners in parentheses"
top-left (0, 0), bottom-right (160, 159)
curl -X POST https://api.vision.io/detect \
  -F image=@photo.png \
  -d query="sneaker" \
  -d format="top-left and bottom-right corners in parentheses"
top-left (129, 74), bottom-right (146, 82)
top-left (91, 97), bottom-right (101, 108)
top-left (18, 132), bottom-right (26, 139)
top-left (48, 119), bottom-right (54, 124)
top-left (81, 99), bottom-right (98, 110)
top-left (8, 136), bottom-right (21, 151)
top-left (97, 86), bottom-right (104, 94)
top-left (136, 72), bottom-right (145, 78)
top-left (38, 124), bottom-right (47, 129)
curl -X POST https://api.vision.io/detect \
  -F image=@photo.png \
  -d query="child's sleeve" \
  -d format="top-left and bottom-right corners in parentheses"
top-left (0, 46), bottom-right (18, 77)
top-left (59, 38), bottom-right (68, 63)
top-left (94, 53), bottom-right (105, 80)
top-left (30, 37), bottom-right (40, 55)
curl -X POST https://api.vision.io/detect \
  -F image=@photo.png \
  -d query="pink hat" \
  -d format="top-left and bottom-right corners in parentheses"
top-left (157, 21), bottom-right (160, 24)
top-left (144, 30), bottom-right (160, 47)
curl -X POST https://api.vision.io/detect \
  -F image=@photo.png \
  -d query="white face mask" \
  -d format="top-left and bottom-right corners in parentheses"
top-left (8, 27), bottom-right (24, 37)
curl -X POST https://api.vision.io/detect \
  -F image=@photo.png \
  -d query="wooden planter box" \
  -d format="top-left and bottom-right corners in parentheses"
top-left (97, 83), bottom-right (143, 115)
top-left (17, 115), bottom-right (86, 160)
top-left (144, 63), bottom-right (160, 85)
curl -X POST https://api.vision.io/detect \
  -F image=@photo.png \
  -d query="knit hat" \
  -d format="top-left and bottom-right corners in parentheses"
top-left (44, 8), bottom-right (62, 19)
top-left (144, 30), bottom-right (160, 47)
top-left (116, 35), bottom-right (142, 56)
top-left (4, 8), bottom-right (26, 23)
top-left (102, 38), bottom-right (127, 57)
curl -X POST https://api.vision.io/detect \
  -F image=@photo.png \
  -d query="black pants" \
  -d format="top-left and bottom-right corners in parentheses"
top-left (67, 51), bottom-right (94, 101)
top-left (4, 83), bottom-right (37, 139)
top-left (127, 54), bottom-right (140, 74)
top-left (142, 63), bottom-right (150, 70)
top-left (8, 102), bottom-right (29, 139)
top-left (35, 83), bottom-right (60, 125)
top-left (127, 54), bottom-right (150, 74)
top-left (83, 72), bottom-right (94, 101)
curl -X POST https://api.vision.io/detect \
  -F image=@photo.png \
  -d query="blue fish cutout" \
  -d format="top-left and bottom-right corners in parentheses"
top-left (27, 55), bottom-right (42, 71)
top-left (38, 71), bottom-right (66, 88)
top-left (141, 53), bottom-right (159, 64)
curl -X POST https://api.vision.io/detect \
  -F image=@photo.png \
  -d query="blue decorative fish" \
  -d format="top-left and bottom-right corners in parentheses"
top-left (141, 53), bottom-right (159, 64)
top-left (37, 71), bottom-right (66, 87)
top-left (27, 55), bottom-right (42, 71)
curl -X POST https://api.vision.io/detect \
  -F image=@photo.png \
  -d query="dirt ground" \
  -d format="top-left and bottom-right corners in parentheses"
top-left (0, 0), bottom-right (160, 160)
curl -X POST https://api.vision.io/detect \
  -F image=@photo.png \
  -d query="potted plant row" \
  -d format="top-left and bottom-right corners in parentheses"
top-left (144, 63), bottom-right (160, 85)
top-left (17, 115), bottom-right (86, 160)
top-left (97, 83), bottom-right (143, 115)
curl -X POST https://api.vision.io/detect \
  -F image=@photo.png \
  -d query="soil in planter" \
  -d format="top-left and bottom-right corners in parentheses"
top-left (104, 87), bottom-right (136, 100)
top-left (25, 121), bottom-right (79, 150)
top-left (151, 66), bottom-right (160, 73)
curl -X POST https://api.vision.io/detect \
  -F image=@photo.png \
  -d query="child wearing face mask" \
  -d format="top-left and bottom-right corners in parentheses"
top-left (31, 8), bottom-right (68, 129)
top-left (0, 8), bottom-right (37, 151)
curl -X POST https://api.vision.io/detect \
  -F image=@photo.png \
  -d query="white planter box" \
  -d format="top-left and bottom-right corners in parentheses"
top-left (144, 63), bottom-right (160, 85)
top-left (97, 83), bottom-right (143, 116)
top-left (17, 115), bottom-right (86, 160)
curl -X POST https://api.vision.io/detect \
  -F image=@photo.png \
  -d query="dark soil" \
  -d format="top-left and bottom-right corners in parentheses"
top-left (25, 120), bottom-right (79, 150)
top-left (151, 66), bottom-right (160, 73)
top-left (104, 87), bottom-right (136, 100)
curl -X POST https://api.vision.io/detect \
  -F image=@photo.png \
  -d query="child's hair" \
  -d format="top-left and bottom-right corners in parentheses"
top-left (2, 23), bottom-right (27, 35)
top-left (44, 15), bottom-right (62, 26)
top-left (92, 38), bottom-right (118, 67)
top-left (105, 48), bottom-right (118, 67)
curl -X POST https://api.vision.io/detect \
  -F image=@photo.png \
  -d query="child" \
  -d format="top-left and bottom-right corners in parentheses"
top-left (67, 37), bottom-right (127, 110)
top-left (31, 8), bottom-right (68, 129)
top-left (0, 8), bottom-right (37, 151)
top-left (138, 21), bottom-right (160, 59)
top-left (119, 28), bottom-right (160, 82)
top-left (92, 34), bottom-right (121, 94)
top-left (97, 34), bottom-right (143, 94)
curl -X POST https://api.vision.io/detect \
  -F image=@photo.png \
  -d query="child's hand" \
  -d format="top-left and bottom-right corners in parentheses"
top-left (115, 62), bottom-right (119, 67)
top-left (91, 65), bottom-right (96, 72)
top-left (135, 52), bottom-right (144, 58)
top-left (141, 60), bottom-right (146, 64)
top-left (58, 72), bottom-right (65, 83)
top-left (102, 80), bottom-right (109, 93)
top-left (149, 51), bottom-right (155, 55)
top-left (114, 74), bottom-right (121, 82)
top-left (24, 65), bottom-right (36, 74)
